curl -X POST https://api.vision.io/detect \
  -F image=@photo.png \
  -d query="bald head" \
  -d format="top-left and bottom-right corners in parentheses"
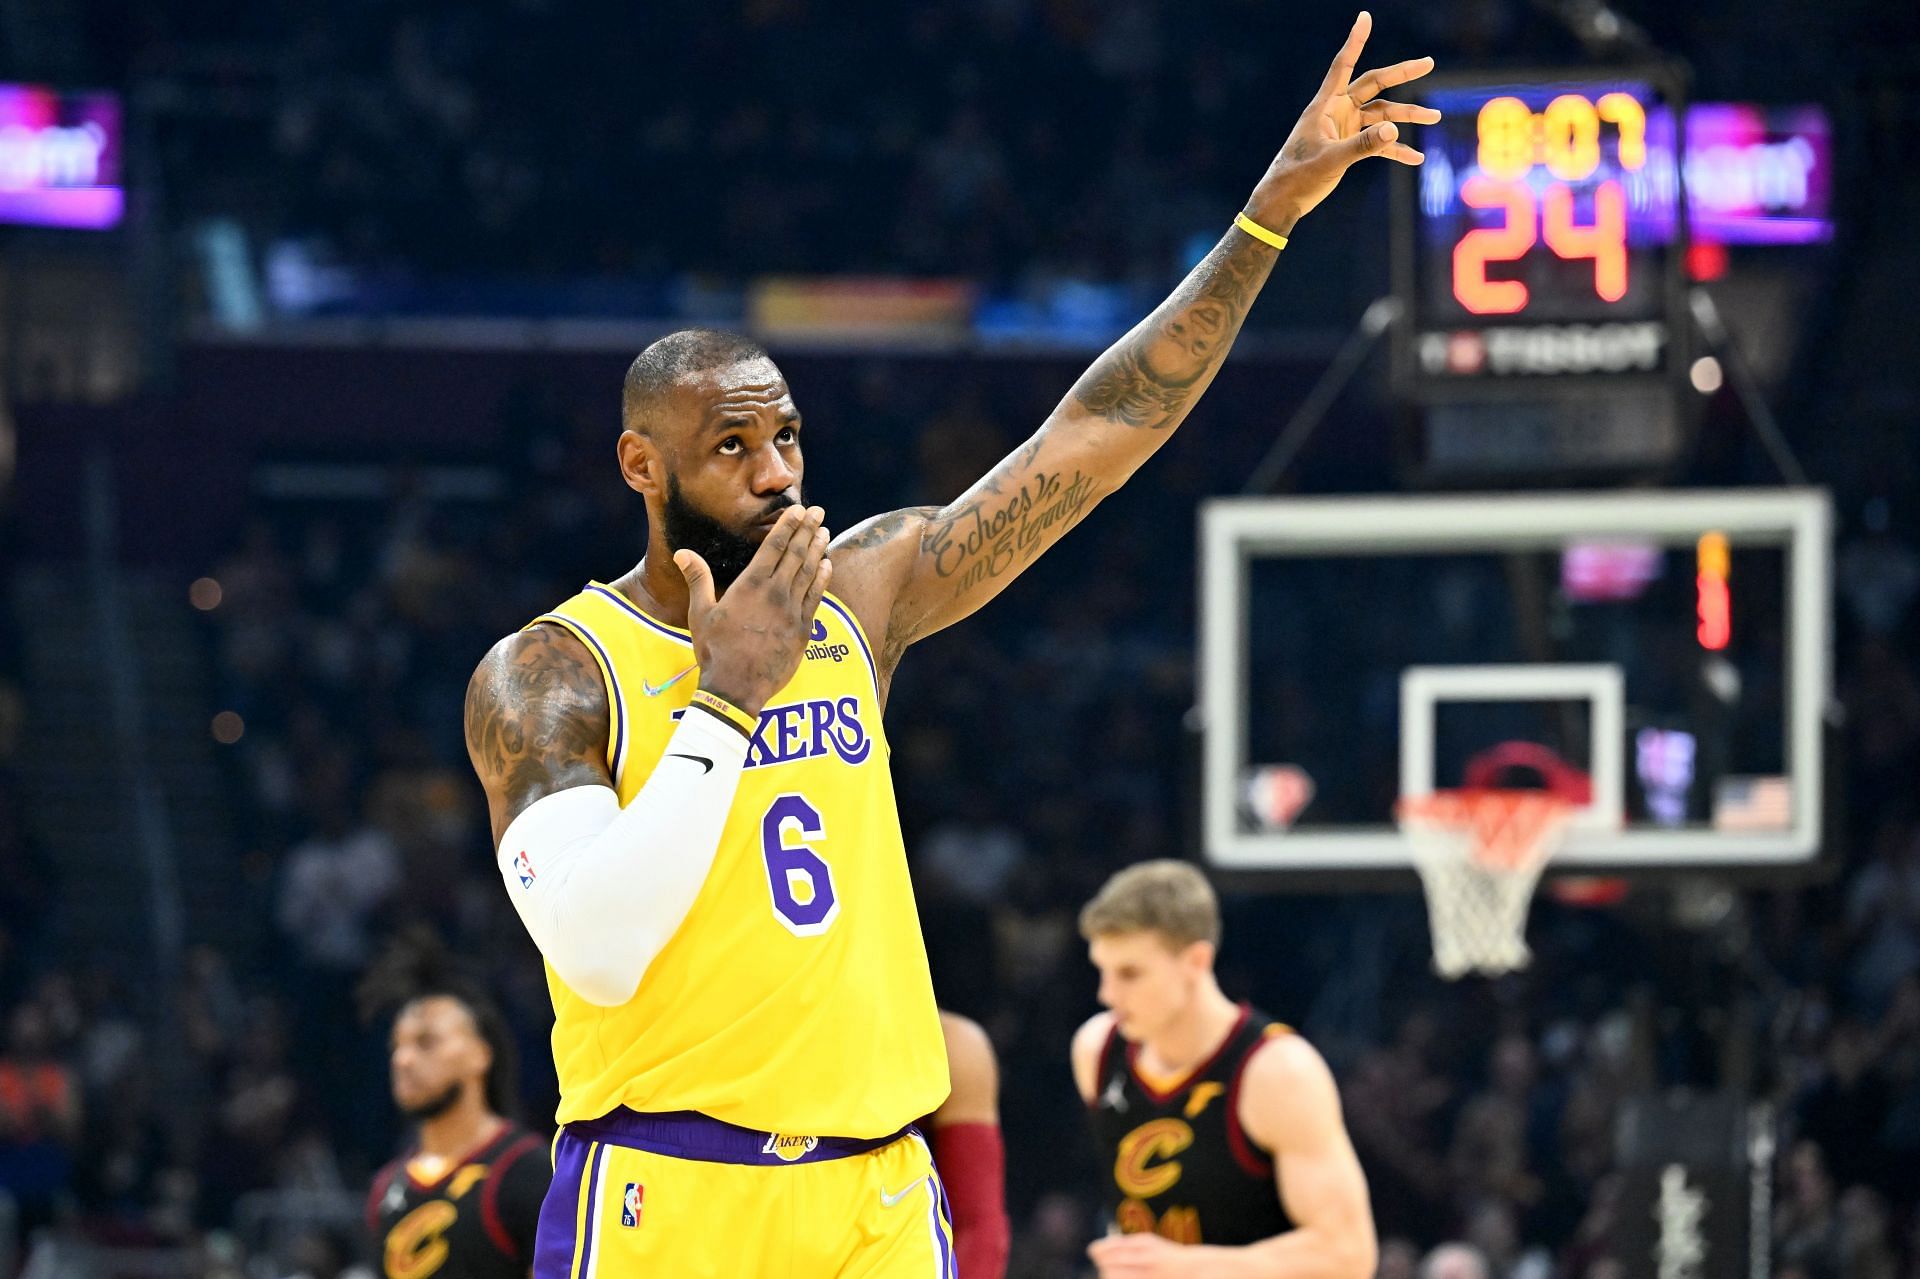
top-left (1422, 1244), bottom-right (1490, 1279)
top-left (622, 328), bottom-right (773, 437)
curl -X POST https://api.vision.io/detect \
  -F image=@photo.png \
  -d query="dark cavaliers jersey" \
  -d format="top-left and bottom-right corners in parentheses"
top-left (367, 1123), bottom-right (548, 1279)
top-left (1087, 1005), bottom-right (1297, 1246)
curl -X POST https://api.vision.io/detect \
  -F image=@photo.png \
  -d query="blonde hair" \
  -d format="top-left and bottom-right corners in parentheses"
top-left (1078, 860), bottom-right (1221, 949)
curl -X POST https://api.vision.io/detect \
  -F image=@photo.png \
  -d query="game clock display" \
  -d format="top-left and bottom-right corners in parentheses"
top-left (1394, 70), bottom-right (1687, 390)
top-left (1390, 70), bottom-right (1691, 478)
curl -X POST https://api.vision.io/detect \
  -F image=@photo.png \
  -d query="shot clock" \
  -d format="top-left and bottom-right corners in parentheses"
top-left (1392, 69), bottom-right (1691, 478)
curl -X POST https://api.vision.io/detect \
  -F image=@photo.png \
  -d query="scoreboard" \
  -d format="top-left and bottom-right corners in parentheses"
top-left (1392, 69), bottom-right (1690, 478)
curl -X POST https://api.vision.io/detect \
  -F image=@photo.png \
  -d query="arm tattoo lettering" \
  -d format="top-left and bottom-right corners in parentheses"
top-left (1069, 230), bottom-right (1275, 431)
top-left (922, 468), bottom-right (1101, 598)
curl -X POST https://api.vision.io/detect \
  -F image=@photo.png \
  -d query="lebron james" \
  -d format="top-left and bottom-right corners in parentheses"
top-left (464, 15), bottom-right (1434, 1275)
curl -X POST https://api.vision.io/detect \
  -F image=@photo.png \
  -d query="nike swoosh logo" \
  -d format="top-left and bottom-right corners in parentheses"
top-left (642, 664), bottom-right (698, 697)
top-left (879, 1180), bottom-right (922, 1208)
top-left (667, 753), bottom-right (713, 774)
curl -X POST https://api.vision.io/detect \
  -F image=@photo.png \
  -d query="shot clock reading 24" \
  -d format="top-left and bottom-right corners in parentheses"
top-left (1395, 72), bottom-right (1687, 387)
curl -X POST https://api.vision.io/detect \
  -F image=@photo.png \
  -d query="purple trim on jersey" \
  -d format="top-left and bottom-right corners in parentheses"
top-left (534, 1132), bottom-right (593, 1279)
top-left (567, 1108), bottom-right (911, 1167)
top-left (820, 595), bottom-right (880, 699)
top-left (534, 615), bottom-right (627, 783)
top-left (585, 584), bottom-right (694, 647)
top-left (930, 1171), bottom-right (957, 1278)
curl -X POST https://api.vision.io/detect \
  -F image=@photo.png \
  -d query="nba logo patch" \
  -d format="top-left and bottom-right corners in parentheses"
top-left (620, 1182), bottom-right (643, 1228)
top-left (511, 850), bottom-right (536, 889)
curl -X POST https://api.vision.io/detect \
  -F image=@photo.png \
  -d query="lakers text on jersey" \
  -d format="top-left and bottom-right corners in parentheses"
top-left (523, 582), bottom-right (947, 1139)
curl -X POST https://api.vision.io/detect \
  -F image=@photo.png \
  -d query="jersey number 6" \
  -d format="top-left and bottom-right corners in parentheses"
top-left (761, 794), bottom-right (840, 937)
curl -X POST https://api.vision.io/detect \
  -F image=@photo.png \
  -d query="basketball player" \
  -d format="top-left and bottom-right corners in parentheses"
top-left (928, 1011), bottom-right (1011, 1279)
top-left (1072, 862), bottom-right (1378, 1278)
top-left (364, 948), bottom-right (548, 1279)
top-left (463, 16), bottom-right (1433, 1274)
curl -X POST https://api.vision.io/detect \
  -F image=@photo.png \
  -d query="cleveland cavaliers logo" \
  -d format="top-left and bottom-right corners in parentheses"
top-left (762, 1133), bottom-right (820, 1162)
top-left (1114, 1118), bottom-right (1194, 1199)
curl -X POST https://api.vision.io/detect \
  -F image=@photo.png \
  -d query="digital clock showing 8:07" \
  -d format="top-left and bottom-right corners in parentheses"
top-left (1400, 74), bottom-right (1684, 385)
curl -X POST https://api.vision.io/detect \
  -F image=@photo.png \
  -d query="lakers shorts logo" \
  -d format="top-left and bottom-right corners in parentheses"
top-left (537, 1115), bottom-right (954, 1279)
top-left (761, 1133), bottom-right (820, 1162)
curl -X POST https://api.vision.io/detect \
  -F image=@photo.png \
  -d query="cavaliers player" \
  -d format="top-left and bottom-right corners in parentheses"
top-left (928, 1011), bottom-right (1011, 1279)
top-left (462, 16), bottom-right (1433, 1274)
top-left (1072, 862), bottom-right (1378, 1279)
top-left (362, 939), bottom-right (548, 1279)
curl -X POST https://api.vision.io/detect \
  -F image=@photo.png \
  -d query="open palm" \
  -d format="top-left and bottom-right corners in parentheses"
top-left (1246, 12), bottom-right (1440, 233)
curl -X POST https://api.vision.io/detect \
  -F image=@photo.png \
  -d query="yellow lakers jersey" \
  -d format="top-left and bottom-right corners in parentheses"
top-left (527, 581), bottom-right (948, 1138)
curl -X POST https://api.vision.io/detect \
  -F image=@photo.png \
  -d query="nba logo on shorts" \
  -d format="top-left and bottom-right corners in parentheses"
top-left (620, 1182), bottom-right (643, 1228)
top-left (511, 850), bottom-right (536, 889)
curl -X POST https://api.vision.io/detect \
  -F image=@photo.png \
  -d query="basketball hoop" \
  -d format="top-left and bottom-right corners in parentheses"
top-left (1396, 789), bottom-right (1573, 979)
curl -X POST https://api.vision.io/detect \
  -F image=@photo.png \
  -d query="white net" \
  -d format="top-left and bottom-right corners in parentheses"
top-left (1397, 790), bottom-right (1573, 979)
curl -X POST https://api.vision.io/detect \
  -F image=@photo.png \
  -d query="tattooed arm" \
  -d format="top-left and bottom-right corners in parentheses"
top-left (464, 622), bottom-right (759, 1005)
top-left (831, 14), bottom-right (1436, 680)
top-left (465, 626), bottom-right (613, 847)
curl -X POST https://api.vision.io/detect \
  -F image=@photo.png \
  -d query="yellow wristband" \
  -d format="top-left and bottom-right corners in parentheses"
top-left (689, 689), bottom-right (758, 738)
top-left (1233, 211), bottom-right (1289, 251)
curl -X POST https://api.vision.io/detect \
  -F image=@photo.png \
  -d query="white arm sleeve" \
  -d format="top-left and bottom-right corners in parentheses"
top-left (496, 708), bottom-right (750, 1006)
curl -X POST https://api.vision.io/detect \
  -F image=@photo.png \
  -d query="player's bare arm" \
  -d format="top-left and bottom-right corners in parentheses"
top-left (1088, 1035), bottom-right (1377, 1279)
top-left (830, 13), bottom-right (1436, 679)
top-left (465, 506), bottom-right (830, 1006)
top-left (1235, 1036), bottom-right (1376, 1279)
top-left (465, 625), bottom-right (614, 846)
top-left (933, 1011), bottom-right (1000, 1127)
top-left (932, 1011), bottom-right (1013, 1279)
top-left (464, 503), bottom-right (832, 845)
top-left (1071, 1011), bottom-right (1117, 1104)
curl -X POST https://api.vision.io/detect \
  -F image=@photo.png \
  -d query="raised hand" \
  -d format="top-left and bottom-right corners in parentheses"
top-left (1245, 11), bottom-right (1439, 235)
top-left (676, 504), bottom-right (832, 716)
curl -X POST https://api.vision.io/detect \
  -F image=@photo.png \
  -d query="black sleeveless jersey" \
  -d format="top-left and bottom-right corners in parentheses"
top-left (1086, 1005), bottom-right (1296, 1246)
top-left (367, 1123), bottom-right (548, 1279)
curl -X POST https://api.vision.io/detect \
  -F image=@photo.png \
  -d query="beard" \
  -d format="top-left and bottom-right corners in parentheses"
top-left (663, 476), bottom-right (798, 596)
top-left (397, 1080), bottom-right (465, 1122)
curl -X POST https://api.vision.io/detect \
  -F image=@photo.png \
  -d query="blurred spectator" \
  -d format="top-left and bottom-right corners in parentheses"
top-left (1420, 1242), bottom-right (1491, 1279)
top-left (1844, 821), bottom-right (1920, 1015)
top-left (1839, 500), bottom-right (1919, 639)
top-left (1838, 1187), bottom-right (1898, 1279)
top-left (0, 1000), bottom-right (82, 1234)
top-left (1379, 1238), bottom-right (1422, 1279)
top-left (275, 787), bottom-right (401, 976)
top-left (1776, 1141), bottom-right (1843, 1279)
top-left (1449, 1035), bottom-right (1542, 1215)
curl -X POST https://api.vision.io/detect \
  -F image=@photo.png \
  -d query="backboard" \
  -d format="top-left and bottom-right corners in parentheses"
top-left (1198, 490), bottom-right (1831, 878)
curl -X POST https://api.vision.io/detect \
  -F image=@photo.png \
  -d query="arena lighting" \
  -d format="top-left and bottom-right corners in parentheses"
top-left (0, 83), bottom-right (122, 229)
top-left (1690, 356), bottom-right (1724, 394)
top-left (1696, 531), bottom-right (1731, 650)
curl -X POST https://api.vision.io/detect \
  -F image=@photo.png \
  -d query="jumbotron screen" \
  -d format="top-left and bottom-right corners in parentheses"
top-left (0, 83), bottom-right (122, 230)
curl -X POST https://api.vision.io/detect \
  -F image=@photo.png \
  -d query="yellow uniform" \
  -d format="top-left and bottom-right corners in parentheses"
top-left (525, 582), bottom-right (953, 1278)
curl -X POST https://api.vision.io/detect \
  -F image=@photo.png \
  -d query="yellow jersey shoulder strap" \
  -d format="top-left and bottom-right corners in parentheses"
top-left (524, 582), bottom-right (694, 781)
